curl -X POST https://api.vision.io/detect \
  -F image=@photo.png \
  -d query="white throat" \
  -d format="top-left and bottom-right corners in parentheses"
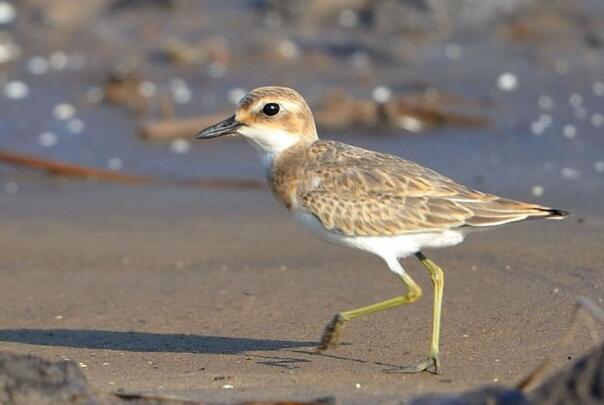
top-left (238, 126), bottom-right (300, 167)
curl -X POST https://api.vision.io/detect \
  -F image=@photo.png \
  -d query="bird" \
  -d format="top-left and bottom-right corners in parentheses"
top-left (196, 86), bottom-right (568, 374)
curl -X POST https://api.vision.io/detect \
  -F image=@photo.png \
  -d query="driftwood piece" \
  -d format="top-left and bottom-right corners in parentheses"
top-left (0, 149), bottom-right (150, 184)
top-left (0, 149), bottom-right (263, 190)
top-left (104, 70), bottom-right (149, 113)
top-left (383, 98), bottom-right (490, 131)
top-left (315, 88), bottom-right (490, 132)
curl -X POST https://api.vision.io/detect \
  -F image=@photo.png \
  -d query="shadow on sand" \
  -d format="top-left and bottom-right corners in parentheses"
top-left (0, 329), bottom-right (315, 354)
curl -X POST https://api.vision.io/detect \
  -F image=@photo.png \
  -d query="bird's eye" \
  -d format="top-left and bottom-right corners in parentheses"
top-left (262, 103), bottom-right (280, 116)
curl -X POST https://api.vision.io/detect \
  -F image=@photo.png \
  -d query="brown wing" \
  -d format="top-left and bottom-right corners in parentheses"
top-left (296, 141), bottom-right (563, 236)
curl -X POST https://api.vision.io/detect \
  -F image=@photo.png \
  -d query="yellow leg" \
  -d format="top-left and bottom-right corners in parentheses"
top-left (317, 272), bottom-right (422, 351)
top-left (397, 251), bottom-right (445, 374)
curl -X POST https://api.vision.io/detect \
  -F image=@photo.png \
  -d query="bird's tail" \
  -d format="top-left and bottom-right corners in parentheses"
top-left (462, 197), bottom-right (569, 228)
top-left (537, 207), bottom-right (570, 220)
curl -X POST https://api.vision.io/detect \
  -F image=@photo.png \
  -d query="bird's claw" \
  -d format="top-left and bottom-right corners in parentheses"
top-left (316, 314), bottom-right (347, 351)
top-left (385, 355), bottom-right (441, 375)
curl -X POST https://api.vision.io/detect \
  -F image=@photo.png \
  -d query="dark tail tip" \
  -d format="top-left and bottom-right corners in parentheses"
top-left (544, 208), bottom-right (570, 219)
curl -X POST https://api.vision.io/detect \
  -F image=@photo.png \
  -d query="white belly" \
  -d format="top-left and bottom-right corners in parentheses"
top-left (292, 210), bottom-right (465, 260)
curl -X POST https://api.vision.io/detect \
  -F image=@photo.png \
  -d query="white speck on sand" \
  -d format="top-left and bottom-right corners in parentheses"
top-left (49, 52), bottom-right (69, 70)
top-left (591, 113), bottom-right (603, 127)
top-left (277, 39), bottom-right (299, 59)
top-left (561, 167), bottom-right (580, 180)
top-left (531, 121), bottom-right (546, 136)
top-left (569, 94), bottom-right (583, 108)
top-left (38, 131), bottom-right (58, 147)
top-left (107, 157), bottom-right (123, 171)
top-left (138, 81), bottom-right (157, 98)
top-left (372, 85), bottom-right (392, 103)
top-left (397, 116), bottom-right (424, 132)
top-left (170, 78), bottom-right (192, 104)
top-left (562, 125), bottom-right (577, 139)
top-left (170, 139), bottom-right (190, 154)
top-left (4, 81), bottom-right (29, 99)
top-left (338, 9), bottom-right (359, 28)
top-left (497, 73), bottom-right (517, 91)
top-left (0, 2), bottom-right (16, 24)
top-left (66, 118), bottom-right (85, 134)
top-left (0, 38), bottom-right (19, 64)
top-left (531, 185), bottom-right (544, 197)
top-left (27, 56), bottom-right (49, 75)
top-left (173, 88), bottom-right (192, 104)
top-left (53, 103), bottom-right (76, 120)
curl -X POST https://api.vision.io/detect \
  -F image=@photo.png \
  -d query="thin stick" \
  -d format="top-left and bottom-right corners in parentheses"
top-left (0, 148), bottom-right (263, 190)
top-left (0, 149), bottom-right (151, 184)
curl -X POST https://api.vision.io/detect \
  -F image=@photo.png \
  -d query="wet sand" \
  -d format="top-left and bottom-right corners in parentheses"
top-left (0, 181), bottom-right (602, 403)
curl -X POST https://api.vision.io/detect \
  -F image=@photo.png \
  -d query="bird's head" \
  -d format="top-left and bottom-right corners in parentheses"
top-left (197, 86), bottom-right (318, 161)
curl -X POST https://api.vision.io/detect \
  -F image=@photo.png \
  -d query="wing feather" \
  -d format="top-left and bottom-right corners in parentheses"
top-left (295, 141), bottom-right (556, 236)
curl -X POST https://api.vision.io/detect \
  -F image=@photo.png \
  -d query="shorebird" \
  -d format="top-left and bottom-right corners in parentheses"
top-left (197, 86), bottom-right (568, 374)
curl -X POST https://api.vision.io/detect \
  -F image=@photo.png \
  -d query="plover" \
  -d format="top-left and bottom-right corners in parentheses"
top-left (197, 86), bottom-right (568, 374)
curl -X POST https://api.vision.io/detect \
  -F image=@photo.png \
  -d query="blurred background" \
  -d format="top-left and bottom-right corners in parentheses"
top-left (0, 2), bottom-right (603, 400)
top-left (0, 0), bottom-right (602, 210)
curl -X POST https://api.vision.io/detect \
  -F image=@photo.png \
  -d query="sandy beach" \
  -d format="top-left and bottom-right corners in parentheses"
top-left (0, 179), bottom-right (601, 403)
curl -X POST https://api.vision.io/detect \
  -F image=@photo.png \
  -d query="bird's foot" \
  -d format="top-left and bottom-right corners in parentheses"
top-left (385, 355), bottom-right (441, 375)
top-left (315, 314), bottom-right (347, 351)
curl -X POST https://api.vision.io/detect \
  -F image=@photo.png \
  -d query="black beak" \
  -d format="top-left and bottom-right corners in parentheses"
top-left (196, 115), bottom-right (241, 139)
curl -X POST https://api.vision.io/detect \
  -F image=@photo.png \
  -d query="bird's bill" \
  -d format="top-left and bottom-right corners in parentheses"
top-left (196, 115), bottom-right (241, 139)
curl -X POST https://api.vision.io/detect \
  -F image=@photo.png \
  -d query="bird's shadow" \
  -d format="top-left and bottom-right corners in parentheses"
top-left (0, 329), bottom-right (413, 371)
top-left (0, 329), bottom-right (315, 355)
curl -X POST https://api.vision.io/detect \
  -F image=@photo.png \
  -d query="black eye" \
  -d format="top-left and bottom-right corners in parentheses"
top-left (263, 103), bottom-right (280, 116)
